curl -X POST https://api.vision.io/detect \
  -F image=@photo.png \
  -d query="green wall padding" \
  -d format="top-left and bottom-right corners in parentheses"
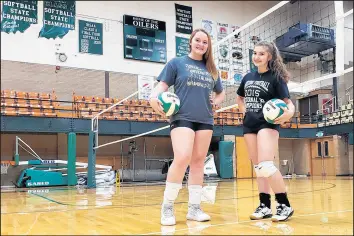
top-left (217, 141), bottom-right (234, 179)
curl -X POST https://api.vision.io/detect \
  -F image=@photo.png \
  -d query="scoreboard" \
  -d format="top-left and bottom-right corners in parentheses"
top-left (123, 15), bottom-right (167, 63)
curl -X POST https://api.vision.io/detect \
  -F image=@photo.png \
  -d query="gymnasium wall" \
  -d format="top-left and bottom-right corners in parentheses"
top-left (1, 133), bottom-right (175, 170)
top-left (1, 1), bottom-right (277, 100)
top-left (278, 139), bottom-right (311, 176)
top-left (2, 133), bottom-right (353, 178)
top-left (4, 1), bottom-right (353, 103)
top-left (278, 137), bottom-right (353, 176)
top-left (334, 135), bottom-right (352, 176)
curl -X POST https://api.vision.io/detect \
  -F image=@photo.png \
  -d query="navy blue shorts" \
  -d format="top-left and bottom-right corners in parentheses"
top-left (170, 120), bottom-right (213, 132)
top-left (243, 123), bottom-right (279, 134)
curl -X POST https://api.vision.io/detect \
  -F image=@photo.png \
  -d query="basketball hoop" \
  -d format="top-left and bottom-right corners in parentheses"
top-left (1, 163), bottom-right (11, 174)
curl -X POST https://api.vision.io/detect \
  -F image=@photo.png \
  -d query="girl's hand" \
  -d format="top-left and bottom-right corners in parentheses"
top-left (149, 97), bottom-right (165, 116)
top-left (274, 106), bottom-right (293, 124)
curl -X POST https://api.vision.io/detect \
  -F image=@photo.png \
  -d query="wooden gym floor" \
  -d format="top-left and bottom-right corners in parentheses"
top-left (1, 177), bottom-right (353, 235)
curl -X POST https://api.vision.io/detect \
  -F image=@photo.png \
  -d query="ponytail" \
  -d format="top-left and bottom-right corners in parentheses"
top-left (255, 41), bottom-right (291, 83)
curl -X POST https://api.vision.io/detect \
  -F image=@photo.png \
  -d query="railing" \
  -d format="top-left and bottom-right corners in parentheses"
top-left (317, 100), bottom-right (354, 128)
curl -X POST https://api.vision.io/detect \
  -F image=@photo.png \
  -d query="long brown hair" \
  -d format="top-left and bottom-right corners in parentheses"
top-left (189, 28), bottom-right (218, 80)
top-left (255, 41), bottom-right (291, 83)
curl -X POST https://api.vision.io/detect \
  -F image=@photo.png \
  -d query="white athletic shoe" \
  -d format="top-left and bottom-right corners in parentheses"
top-left (161, 203), bottom-right (176, 226)
top-left (271, 203), bottom-right (294, 222)
top-left (250, 203), bottom-right (273, 220)
top-left (186, 204), bottom-right (211, 222)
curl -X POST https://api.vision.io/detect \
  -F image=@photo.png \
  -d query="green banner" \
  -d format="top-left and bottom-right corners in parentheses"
top-left (175, 36), bottom-right (189, 57)
top-left (39, 0), bottom-right (75, 39)
top-left (1, 0), bottom-right (38, 34)
top-left (79, 20), bottom-right (103, 55)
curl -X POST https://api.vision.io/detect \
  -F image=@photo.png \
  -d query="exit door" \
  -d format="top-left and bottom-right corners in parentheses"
top-left (311, 138), bottom-right (335, 176)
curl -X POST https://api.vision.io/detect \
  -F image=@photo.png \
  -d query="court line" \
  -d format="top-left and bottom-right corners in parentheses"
top-left (140, 209), bottom-right (353, 235)
top-left (28, 182), bottom-right (336, 207)
top-left (30, 193), bottom-right (68, 205)
top-left (2, 182), bottom-right (337, 214)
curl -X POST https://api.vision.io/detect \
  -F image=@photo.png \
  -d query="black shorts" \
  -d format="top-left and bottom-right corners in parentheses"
top-left (243, 122), bottom-right (279, 134)
top-left (170, 120), bottom-right (213, 132)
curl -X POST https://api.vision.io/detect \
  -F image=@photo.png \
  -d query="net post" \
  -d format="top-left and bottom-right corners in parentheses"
top-left (88, 130), bottom-right (96, 188)
top-left (67, 132), bottom-right (77, 186)
top-left (14, 136), bottom-right (19, 166)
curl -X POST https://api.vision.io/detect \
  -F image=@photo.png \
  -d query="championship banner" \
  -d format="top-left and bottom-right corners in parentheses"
top-left (216, 22), bottom-right (230, 87)
top-left (230, 25), bottom-right (243, 85)
top-left (175, 3), bottom-right (192, 34)
top-left (1, 0), bottom-right (38, 34)
top-left (79, 20), bottom-right (103, 55)
top-left (39, 0), bottom-right (75, 39)
top-left (201, 19), bottom-right (216, 41)
top-left (138, 75), bottom-right (155, 100)
top-left (230, 25), bottom-right (242, 45)
top-left (123, 15), bottom-right (166, 63)
top-left (175, 36), bottom-right (189, 57)
top-left (230, 67), bottom-right (243, 85)
top-left (216, 22), bottom-right (229, 41)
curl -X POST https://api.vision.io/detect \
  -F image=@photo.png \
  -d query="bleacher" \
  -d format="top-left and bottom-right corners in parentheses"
top-left (1, 89), bottom-right (314, 128)
top-left (1, 90), bottom-right (245, 126)
top-left (73, 92), bottom-right (244, 125)
top-left (1, 90), bottom-right (58, 117)
top-left (318, 100), bottom-right (354, 127)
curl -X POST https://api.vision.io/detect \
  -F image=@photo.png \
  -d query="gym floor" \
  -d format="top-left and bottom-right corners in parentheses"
top-left (1, 177), bottom-right (353, 235)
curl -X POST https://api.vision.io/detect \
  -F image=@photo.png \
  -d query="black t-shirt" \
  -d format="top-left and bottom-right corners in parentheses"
top-left (236, 70), bottom-right (290, 128)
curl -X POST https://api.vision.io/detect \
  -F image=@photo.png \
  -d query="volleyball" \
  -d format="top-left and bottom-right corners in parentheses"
top-left (158, 92), bottom-right (180, 116)
top-left (263, 98), bottom-right (288, 124)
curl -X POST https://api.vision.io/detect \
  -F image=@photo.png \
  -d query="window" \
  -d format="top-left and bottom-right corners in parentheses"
top-left (324, 141), bottom-right (329, 157)
top-left (317, 142), bottom-right (322, 157)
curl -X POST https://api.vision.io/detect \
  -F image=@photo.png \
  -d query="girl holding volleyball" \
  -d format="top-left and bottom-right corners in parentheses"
top-left (149, 29), bottom-right (225, 226)
top-left (236, 41), bottom-right (295, 221)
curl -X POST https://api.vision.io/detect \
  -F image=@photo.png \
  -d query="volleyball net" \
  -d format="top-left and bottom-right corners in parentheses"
top-left (211, 1), bottom-right (353, 107)
top-left (86, 1), bottom-right (353, 188)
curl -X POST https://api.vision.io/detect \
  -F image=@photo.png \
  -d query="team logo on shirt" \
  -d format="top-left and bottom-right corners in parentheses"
top-left (185, 64), bottom-right (214, 89)
top-left (244, 80), bottom-right (270, 113)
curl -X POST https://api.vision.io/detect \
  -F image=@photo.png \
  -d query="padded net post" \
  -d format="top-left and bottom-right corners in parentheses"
top-left (87, 130), bottom-right (96, 188)
top-left (67, 132), bottom-right (77, 186)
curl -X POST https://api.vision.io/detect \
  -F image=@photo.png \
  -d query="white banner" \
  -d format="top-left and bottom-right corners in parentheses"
top-left (216, 22), bottom-right (229, 41)
top-left (229, 25), bottom-right (243, 85)
top-left (138, 75), bottom-right (155, 100)
top-left (201, 19), bottom-right (216, 42)
top-left (216, 23), bottom-right (230, 87)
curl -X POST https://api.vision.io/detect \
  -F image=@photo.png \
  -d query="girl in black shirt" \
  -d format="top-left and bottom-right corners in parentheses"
top-left (236, 41), bottom-right (295, 221)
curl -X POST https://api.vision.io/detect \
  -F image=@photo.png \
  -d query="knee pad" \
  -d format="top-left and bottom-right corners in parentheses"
top-left (256, 161), bottom-right (278, 177)
top-left (254, 165), bottom-right (261, 177)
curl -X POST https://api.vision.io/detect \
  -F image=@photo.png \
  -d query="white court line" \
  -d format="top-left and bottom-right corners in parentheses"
top-left (140, 209), bottom-right (353, 235)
